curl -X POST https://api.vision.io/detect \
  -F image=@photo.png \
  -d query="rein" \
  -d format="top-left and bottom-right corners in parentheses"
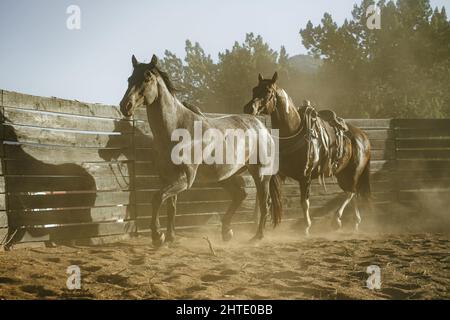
top-left (268, 89), bottom-right (304, 141)
top-left (275, 124), bottom-right (304, 140)
top-left (109, 162), bottom-right (130, 190)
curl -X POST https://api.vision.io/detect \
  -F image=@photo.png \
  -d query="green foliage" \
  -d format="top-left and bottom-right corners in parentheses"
top-left (160, 33), bottom-right (289, 113)
top-left (300, 0), bottom-right (450, 118)
top-left (160, 0), bottom-right (449, 118)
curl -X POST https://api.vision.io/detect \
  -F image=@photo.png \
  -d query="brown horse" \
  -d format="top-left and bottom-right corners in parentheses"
top-left (244, 72), bottom-right (371, 235)
top-left (119, 55), bottom-right (283, 246)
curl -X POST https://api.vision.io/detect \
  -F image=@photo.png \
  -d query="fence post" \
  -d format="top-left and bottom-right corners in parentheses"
top-left (391, 118), bottom-right (401, 205)
top-left (131, 117), bottom-right (138, 235)
top-left (0, 90), bottom-right (9, 248)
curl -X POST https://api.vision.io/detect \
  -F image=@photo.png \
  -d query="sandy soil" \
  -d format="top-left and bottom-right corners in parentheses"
top-left (0, 222), bottom-right (449, 300)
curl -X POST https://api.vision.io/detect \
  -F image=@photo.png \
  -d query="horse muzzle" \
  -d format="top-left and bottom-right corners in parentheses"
top-left (243, 101), bottom-right (259, 116)
top-left (120, 101), bottom-right (134, 118)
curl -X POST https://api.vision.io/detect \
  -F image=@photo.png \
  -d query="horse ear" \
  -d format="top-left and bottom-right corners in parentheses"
top-left (271, 72), bottom-right (278, 84)
top-left (150, 54), bottom-right (158, 67)
top-left (132, 55), bottom-right (138, 68)
top-left (258, 73), bottom-right (263, 82)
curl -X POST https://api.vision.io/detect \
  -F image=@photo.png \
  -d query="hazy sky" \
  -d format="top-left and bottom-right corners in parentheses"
top-left (0, 0), bottom-right (448, 105)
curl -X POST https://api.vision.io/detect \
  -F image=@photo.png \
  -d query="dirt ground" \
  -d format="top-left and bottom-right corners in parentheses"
top-left (0, 221), bottom-right (449, 300)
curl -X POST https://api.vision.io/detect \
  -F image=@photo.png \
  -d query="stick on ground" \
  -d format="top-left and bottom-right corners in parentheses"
top-left (203, 236), bottom-right (216, 256)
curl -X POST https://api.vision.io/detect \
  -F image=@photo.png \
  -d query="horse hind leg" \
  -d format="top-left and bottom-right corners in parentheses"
top-left (219, 175), bottom-right (247, 242)
top-left (246, 165), bottom-right (271, 241)
top-left (252, 176), bottom-right (270, 241)
top-left (334, 192), bottom-right (355, 229)
top-left (300, 180), bottom-right (312, 236)
top-left (353, 196), bottom-right (362, 232)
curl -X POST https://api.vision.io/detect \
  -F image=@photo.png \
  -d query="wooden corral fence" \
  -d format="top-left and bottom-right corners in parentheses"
top-left (1, 90), bottom-right (449, 247)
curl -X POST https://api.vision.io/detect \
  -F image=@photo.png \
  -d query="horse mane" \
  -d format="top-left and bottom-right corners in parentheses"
top-left (152, 65), bottom-right (178, 95)
top-left (152, 64), bottom-right (205, 117)
top-left (182, 101), bottom-right (206, 117)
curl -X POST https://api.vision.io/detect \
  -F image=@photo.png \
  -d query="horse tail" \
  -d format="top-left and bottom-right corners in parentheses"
top-left (357, 156), bottom-right (371, 201)
top-left (269, 174), bottom-right (283, 227)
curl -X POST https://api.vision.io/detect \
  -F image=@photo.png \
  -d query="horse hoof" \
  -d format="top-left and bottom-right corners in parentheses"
top-left (249, 234), bottom-right (263, 242)
top-left (152, 232), bottom-right (165, 247)
top-left (166, 233), bottom-right (176, 243)
top-left (304, 229), bottom-right (311, 237)
top-left (331, 218), bottom-right (342, 230)
top-left (222, 229), bottom-right (234, 242)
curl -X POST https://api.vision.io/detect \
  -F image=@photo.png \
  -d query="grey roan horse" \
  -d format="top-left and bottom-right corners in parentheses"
top-left (119, 55), bottom-right (283, 246)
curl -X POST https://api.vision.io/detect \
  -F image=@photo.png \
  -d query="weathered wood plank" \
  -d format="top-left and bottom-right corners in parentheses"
top-left (394, 169), bottom-right (450, 180)
top-left (370, 139), bottom-right (395, 150)
top-left (13, 220), bottom-right (137, 243)
top-left (7, 191), bottom-right (133, 210)
top-left (0, 211), bottom-right (8, 228)
top-left (135, 161), bottom-right (156, 175)
top-left (397, 149), bottom-right (450, 159)
top-left (0, 193), bottom-right (5, 211)
top-left (134, 135), bottom-right (154, 148)
top-left (396, 159), bottom-right (450, 171)
top-left (347, 119), bottom-right (392, 128)
top-left (134, 187), bottom-right (395, 205)
top-left (136, 213), bottom-right (254, 230)
top-left (10, 206), bottom-right (130, 227)
top-left (370, 160), bottom-right (396, 171)
top-left (135, 190), bottom-right (393, 217)
top-left (135, 148), bottom-right (154, 161)
top-left (3, 107), bottom-right (133, 133)
top-left (0, 227), bottom-right (8, 241)
top-left (133, 113), bottom-right (393, 130)
top-left (4, 160), bottom-right (134, 177)
top-left (398, 189), bottom-right (450, 202)
top-left (396, 138), bottom-right (450, 149)
top-left (396, 129), bottom-right (450, 139)
top-left (2, 90), bottom-right (123, 120)
top-left (133, 121), bottom-right (152, 136)
top-left (133, 122), bottom-right (394, 141)
top-left (394, 119), bottom-right (450, 130)
top-left (3, 124), bottom-right (133, 148)
top-left (4, 144), bottom-right (132, 163)
top-left (4, 175), bottom-right (132, 192)
top-left (397, 178), bottom-right (450, 190)
top-left (365, 130), bottom-right (394, 140)
top-left (133, 145), bottom-right (394, 162)
top-left (134, 174), bottom-right (393, 191)
top-left (370, 148), bottom-right (395, 160)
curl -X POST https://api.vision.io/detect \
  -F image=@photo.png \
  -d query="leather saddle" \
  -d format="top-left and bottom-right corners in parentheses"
top-left (298, 105), bottom-right (350, 180)
top-left (318, 109), bottom-right (348, 132)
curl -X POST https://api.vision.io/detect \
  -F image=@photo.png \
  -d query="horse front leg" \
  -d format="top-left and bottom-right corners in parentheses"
top-left (152, 179), bottom-right (188, 247)
top-left (219, 175), bottom-right (247, 242)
